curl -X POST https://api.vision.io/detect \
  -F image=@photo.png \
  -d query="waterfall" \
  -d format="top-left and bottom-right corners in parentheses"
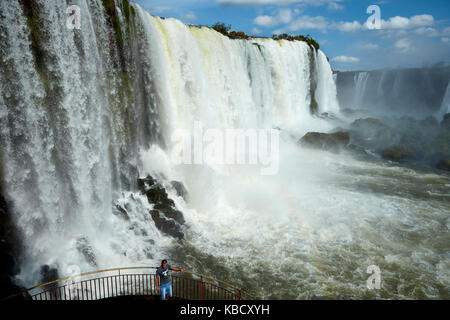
top-left (335, 67), bottom-right (450, 118)
top-left (439, 80), bottom-right (450, 119)
top-left (352, 72), bottom-right (370, 109)
top-left (0, 0), bottom-right (339, 288)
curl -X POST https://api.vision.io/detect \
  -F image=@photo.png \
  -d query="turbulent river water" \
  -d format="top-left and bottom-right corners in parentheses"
top-left (0, 0), bottom-right (448, 299)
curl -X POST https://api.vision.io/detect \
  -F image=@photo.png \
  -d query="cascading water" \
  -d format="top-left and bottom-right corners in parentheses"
top-left (352, 72), bottom-right (370, 109)
top-left (335, 67), bottom-right (450, 118)
top-left (0, 0), bottom-right (336, 288)
top-left (1, 0), bottom-right (449, 300)
top-left (0, 0), bottom-right (163, 286)
top-left (439, 80), bottom-right (450, 118)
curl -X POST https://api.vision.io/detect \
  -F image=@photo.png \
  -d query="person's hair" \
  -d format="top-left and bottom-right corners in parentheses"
top-left (161, 259), bottom-right (167, 266)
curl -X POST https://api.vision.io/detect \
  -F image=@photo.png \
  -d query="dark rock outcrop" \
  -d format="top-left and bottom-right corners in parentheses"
top-left (381, 145), bottom-right (410, 161)
top-left (441, 113), bottom-right (450, 129)
top-left (170, 181), bottom-right (188, 201)
top-left (0, 186), bottom-right (24, 299)
top-left (138, 175), bottom-right (185, 240)
top-left (113, 204), bottom-right (130, 221)
top-left (421, 116), bottom-right (440, 128)
top-left (342, 115), bottom-right (450, 167)
top-left (436, 159), bottom-right (450, 171)
top-left (349, 118), bottom-right (393, 147)
top-left (300, 131), bottom-right (350, 152)
top-left (76, 237), bottom-right (97, 267)
top-left (150, 210), bottom-right (184, 240)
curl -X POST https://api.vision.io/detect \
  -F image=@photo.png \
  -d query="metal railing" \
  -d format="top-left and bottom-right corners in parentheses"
top-left (5, 267), bottom-right (255, 301)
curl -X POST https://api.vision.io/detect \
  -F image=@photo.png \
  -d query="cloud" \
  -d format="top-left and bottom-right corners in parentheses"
top-left (269, 13), bottom-right (437, 36)
top-left (442, 37), bottom-right (450, 44)
top-left (331, 56), bottom-right (360, 63)
top-left (327, 2), bottom-right (344, 10)
top-left (251, 27), bottom-right (263, 35)
top-left (330, 14), bottom-right (435, 33)
top-left (379, 14), bottom-right (434, 30)
top-left (395, 38), bottom-right (413, 53)
top-left (413, 27), bottom-right (439, 37)
top-left (254, 8), bottom-right (292, 27)
top-left (282, 15), bottom-right (329, 31)
top-left (358, 43), bottom-right (379, 50)
top-left (217, 0), bottom-right (342, 5)
top-left (151, 6), bottom-right (174, 14)
top-left (254, 15), bottom-right (276, 27)
top-left (182, 12), bottom-right (197, 21)
top-left (332, 21), bottom-right (362, 32)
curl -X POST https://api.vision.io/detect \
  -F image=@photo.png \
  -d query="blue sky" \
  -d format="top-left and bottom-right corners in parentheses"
top-left (133, 0), bottom-right (450, 71)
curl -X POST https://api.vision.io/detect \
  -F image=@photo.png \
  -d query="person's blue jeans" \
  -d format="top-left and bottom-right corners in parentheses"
top-left (160, 282), bottom-right (172, 300)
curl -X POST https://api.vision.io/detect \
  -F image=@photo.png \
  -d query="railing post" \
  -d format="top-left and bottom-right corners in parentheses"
top-left (200, 276), bottom-right (204, 300)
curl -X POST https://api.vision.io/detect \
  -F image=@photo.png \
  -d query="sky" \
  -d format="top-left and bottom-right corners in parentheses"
top-left (133, 0), bottom-right (450, 71)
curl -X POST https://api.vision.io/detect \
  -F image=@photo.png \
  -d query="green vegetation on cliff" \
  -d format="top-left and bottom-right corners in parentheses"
top-left (18, 0), bottom-right (45, 70)
top-left (211, 22), bottom-right (232, 37)
top-left (272, 33), bottom-right (320, 51)
top-left (18, 0), bottom-right (64, 112)
top-left (101, 0), bottom-right (124, 49)
top-left (210, 22), bottom-right (320, 50)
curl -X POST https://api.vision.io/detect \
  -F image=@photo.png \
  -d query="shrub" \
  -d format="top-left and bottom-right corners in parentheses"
top-left (228, 31), bottom-right (250, 40)
top-left (272, 33), bottom-right (320, 51)
top-left (211, 22), bottom-right (231, 36)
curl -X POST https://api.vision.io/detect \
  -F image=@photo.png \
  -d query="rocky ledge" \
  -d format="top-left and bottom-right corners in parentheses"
top-left (137, 175), bottom-right (186, 240)
top-left (299, 131), bottom-right (350, 152)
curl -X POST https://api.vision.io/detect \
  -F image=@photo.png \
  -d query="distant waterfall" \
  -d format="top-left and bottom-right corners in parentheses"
top-left (352, 72), bottom-right (370, 109)
top-left (335, 67), bottom-right (450, 118)
top-left (439, 80), bottom-right (450, 118)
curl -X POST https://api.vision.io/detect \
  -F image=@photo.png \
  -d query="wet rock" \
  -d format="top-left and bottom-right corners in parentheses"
top-left (441, 113), bottom-right (450, 129)
top-left (436, 159), bottom-right (450, 171)
top-left (318, 112), bottom-right (339, 121)
top-left (0, 187), bottom-right (24, 299)
top-left (170, 181), bottom-right (188, 201)
top-left (150, 210), bottom-right (184, 240)
top-left (154, 205), bottom-right (185, 225)
top-left (76, 237), bottom-right (97, 267)
top-left (300, 131), bottom-right (350, 152)
top-left (348, 118), bottom-right (397, 153)
top-left (381, 145), bottom-right (410, 160)
top-left (137, 175), bottom-right (157, 191)
top-left (145, 185), bottom-right (175, 207)
top-left (347, 144), bottom-right (368, 155)
top-left (143, 248), bottom-right (153, 259)
top-left (421, 116), bottom-right (440, 128)
top-left (113, 204), bottom-right (130, 221)
top-left (350, 118), bottom-right (389, 134)
top-left (137, 175), bottom-right (185, 240)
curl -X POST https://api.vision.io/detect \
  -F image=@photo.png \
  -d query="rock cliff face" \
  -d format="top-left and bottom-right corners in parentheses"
top-left (137, 175), bottom-right (186, 240)
top-left (0, 185), bottom-right (23, 298)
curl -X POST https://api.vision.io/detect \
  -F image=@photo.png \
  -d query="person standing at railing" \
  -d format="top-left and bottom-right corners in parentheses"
top-left (155, 259), bottom-right (185, 300)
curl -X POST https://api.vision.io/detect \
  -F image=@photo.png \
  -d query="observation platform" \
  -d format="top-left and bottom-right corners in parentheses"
top-left (4, 267), bottom-right (255, 301)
